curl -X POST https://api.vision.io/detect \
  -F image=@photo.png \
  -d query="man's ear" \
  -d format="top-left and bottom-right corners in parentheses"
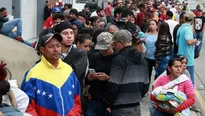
top-left (77, 42), bottom-right (80, 47)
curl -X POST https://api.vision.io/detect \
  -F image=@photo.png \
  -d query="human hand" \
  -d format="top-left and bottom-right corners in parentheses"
top-left (96, 72), bottom-right (110, 81)
top-left (167, 104), bottom-right (177, 114)
top-left (106, 108), bottom-right (111, 113)
top-left (87, 73), bottom-right (98, 81)
top-left (155, 63), bottom-right (159, 68)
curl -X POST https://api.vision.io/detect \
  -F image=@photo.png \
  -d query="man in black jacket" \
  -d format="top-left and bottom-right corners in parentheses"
top-left (85, 32), bottom-right (118, 116)
top-left (104, 29), bottom-right (149, 116)
top-left (43, 1), bottom-right (52, 21)
top-left (55, 21), bottom-right (87, 89)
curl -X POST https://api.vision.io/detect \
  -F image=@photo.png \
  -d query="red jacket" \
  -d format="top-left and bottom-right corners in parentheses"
top-left (42, 16), bottom-right (53, 29)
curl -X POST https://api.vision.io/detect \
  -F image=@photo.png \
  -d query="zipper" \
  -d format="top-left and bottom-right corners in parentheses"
top-left (54, 67), bottom-right (65, 116)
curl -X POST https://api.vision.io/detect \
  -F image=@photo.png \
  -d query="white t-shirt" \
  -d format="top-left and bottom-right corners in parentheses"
top-left (170, 8), bottom-right (177, 14)
top-left (90, 11), bottom-right (98, 17)
top-left (166, 19), bottom-right (179, 41)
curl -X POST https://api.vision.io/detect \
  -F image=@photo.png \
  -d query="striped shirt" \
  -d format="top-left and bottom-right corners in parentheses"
top-left (153, 75), bottom-right (195, 112)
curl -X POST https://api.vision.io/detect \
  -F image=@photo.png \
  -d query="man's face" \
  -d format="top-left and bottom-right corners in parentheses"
top-left (61, 28), bottom-right (75, 47)
top-left (84, 7), bottom-right (90, 13)
top-left (53, 19), bottom-right (62, 26)
top-left (112, 42), bottom-right (123, 51)
top-left (72, 24), bottom-right (78, 37)
top-left (69, 13), bottom-right (77, 21)
top-left (98, 10), bottom-right (105, 17)
top-left (78, 16), bottom-right (86, 24)
top-left (0, 10), bottom-right (8, 17)
top-left (40, 38), bottom-right (61, 61)
top-left (46, 2), bottom-right (50, 6)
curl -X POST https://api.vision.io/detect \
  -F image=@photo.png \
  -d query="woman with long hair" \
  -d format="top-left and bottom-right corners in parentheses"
top-left (155, 22), bottom-right (172, 78)
top-left (144, 19), bottom-right (158, 86)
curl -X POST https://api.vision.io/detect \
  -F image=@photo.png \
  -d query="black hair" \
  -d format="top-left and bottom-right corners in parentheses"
top-left (0, 7), bottom-right (6, 13)
top-left (64, 3), bottom-right (69, 8)
top-left (179, 12), bottom-right (185, 19)
top-left (112, 2), bottom-right (118, 7)
top-left (79, 28), bottom-right (94, 36)
top-left (121, 8), bottom-right (134, 18)
top-left (158, 22), bottom-right (171, 38)
top-left (114, 7), bottom-right (122, 17)
top-left (0, 80), bottom-right (10, 105)
top-left (138, 3), bottom-right (145, 8)
top-left (68, 4), bottom-right (72, 9)
top-left (52, 13), bottom-right (65, 21)
top-left (90, 16), bottom-right (99, 24)
top-left (156, 23), bottom-right (172, 47)
top-left (46, 1), bottom-right (49, 3)
top-left (96, 8), bottom-right (103, 14)
top-left (166, 57), bottom-right (182, 75)
top-left (76, 34), bottom-right (92, 44)
top-left (166, 11), bottom-right (173, 19)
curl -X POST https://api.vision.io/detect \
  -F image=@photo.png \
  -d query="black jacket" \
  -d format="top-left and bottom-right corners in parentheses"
top-left (44, 6), bottom-right (51, 21)
top-left (63, 46), bottom-right (88, 87)
top-left (0, 15), bottom-right (8, 30)
top-left (103, 46), bottom-right (149, 108)
top-left (86, 51), bottom-right (118, 99)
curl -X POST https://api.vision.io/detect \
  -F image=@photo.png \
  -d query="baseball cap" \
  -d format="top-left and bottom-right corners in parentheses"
top-left (184, 11), bottom-right (195, 21)
top-left (52, 7), bottom-right (61, 13)
top-left (40, 33), bottom-right (62, 47)
top-left (95, 32), bottom-right (113, 50)
top-left (112, 29), bottom-right (132, 43)
top-left (55, 21), bottom-right (73, 33)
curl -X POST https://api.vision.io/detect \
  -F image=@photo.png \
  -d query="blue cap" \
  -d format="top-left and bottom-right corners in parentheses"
top-left (52, 7), bottom-right (61, 13)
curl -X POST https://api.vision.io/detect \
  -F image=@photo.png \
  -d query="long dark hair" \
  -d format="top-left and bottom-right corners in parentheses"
top-left (156, 22), bottom-right (172, 44)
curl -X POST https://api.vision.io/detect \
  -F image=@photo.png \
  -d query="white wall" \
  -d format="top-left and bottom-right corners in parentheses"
top-left (20, 0), bottom-right (37, 41)
top-left (0, 0), bottom-right (12, 14)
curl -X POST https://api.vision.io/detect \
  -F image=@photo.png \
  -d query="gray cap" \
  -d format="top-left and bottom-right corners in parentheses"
top-left (112, 29), bottom-right (132, 43)
top-left (184, 11), bottom-right (195, 21)
top-left (95, 32), bottom-right (113, 50)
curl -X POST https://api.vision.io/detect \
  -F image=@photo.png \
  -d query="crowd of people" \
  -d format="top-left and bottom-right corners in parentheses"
top-left (0, 0), bottom-right (205, 115)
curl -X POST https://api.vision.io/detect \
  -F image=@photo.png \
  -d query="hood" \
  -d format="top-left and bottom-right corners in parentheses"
top-left (120, 46), bottom-right (143, 64)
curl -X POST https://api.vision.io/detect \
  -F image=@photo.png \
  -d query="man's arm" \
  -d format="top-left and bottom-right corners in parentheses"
top-left (72, 50), bottom-right (88, 83)
top-left (67, 72), bottom-right (82, 116)
top-left (103, 56), bottom-right (125, 107)
top-left (21, 72), bottom-right (38, 116)
top-left (184, 26), bottom-right (198, 45)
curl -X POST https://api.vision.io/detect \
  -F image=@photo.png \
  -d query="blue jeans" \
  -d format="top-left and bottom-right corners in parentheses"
top-left (194, 32), bottom-right (203, 52)
top-left (156, 55), bottom-right (171, 78)
top-left (187, 66), bottom-right (195, 85)
top-left (1, 18), bottom-right (22, 39)
top-left (85, 99), bottom-right (111, 116)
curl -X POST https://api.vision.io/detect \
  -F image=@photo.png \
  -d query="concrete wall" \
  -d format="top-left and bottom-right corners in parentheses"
top-left (37, 0), bottom-right (47, 36)
top-left (0, 0), bottom-right (12, 15)
top-left (0, 34), bottom-right (39, 85)
top-left (20, 0), bottom-right (37, 41)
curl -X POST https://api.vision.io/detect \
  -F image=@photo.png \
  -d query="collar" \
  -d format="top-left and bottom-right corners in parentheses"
top-left (119, 46), bottom-right (134, 53)
top-left (61, 45), bottom-right (73, 60)
top-left (41, 56), bottom-right (64, 69)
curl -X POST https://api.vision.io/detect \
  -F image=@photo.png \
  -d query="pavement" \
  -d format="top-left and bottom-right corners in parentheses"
top-left (141, 32), bottom-right (205, 116)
